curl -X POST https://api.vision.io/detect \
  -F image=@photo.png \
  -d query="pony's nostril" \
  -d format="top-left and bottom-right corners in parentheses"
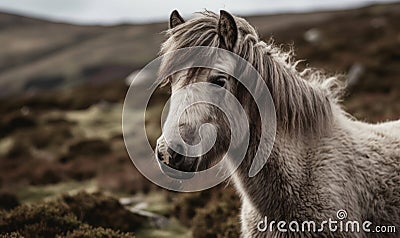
top-left (172, 152), bottom-right (184, 165)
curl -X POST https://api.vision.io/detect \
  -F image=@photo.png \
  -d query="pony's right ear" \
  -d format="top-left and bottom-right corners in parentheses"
top-left (169, 10), bottom-right (185, 29)
top-left (218, 10), bottom-right (238, 51)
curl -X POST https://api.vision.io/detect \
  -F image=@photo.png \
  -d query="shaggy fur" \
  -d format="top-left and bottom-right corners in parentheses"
top-left (160, 10), bottom-right (400, 237)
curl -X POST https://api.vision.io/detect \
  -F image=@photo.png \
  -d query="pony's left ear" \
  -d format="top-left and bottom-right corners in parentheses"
top-left (218, 10), bottom-right (238, 51)
top-left (169, 10), bottom-right (185, 29)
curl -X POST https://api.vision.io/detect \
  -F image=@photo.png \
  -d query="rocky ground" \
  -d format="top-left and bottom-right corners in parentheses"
top-left (0, 2), bottom-right (399, 237)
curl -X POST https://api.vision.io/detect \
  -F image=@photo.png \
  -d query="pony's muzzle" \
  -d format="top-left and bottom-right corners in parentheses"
top-left (155, 137), bottom-right (198, 179)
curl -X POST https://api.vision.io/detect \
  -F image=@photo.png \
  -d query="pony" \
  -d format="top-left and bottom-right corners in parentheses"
top-left (155, 10), bottom-right (400, 237)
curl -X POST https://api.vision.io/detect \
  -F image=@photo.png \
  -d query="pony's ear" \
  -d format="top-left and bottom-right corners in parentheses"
top-left (169, 10), bottom-right (185, 29)
top-left (218, 10), bottom-right (238, 51)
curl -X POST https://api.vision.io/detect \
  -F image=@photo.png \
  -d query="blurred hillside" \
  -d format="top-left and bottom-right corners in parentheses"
top-left (0, 14), bottom-right (165, 97)
top-left (0, 2), bottom-right (399, 238)
top-left (1, 3), bottom-right (399, 106)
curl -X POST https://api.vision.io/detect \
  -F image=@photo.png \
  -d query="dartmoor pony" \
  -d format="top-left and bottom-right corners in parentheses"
top-left (155, 10), bottom-right (400, 237)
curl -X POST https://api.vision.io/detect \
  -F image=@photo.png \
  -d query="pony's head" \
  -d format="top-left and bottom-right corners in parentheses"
top-left (155, 10), bottom-right (260, 177)
top-left (154, 10), bottom-right (339, 178)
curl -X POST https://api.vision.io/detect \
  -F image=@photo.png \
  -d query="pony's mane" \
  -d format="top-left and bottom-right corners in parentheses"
top-left (160, 10), bottom-right (345, 136)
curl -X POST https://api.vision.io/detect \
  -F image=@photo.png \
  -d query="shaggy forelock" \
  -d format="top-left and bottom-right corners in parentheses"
top-left (159, 10), bottom-right (345, 137)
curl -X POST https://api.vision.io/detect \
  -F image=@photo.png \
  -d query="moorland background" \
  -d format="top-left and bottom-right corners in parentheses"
top-left (0, 2), bottom-right (399, 237)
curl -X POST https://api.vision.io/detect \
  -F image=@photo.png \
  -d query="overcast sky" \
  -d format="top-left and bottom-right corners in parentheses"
top-left (0, 0), bottom-right (397, 25)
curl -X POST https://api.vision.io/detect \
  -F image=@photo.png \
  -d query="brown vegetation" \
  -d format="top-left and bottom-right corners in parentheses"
top-left (0, 192), bottom-right (137, 238)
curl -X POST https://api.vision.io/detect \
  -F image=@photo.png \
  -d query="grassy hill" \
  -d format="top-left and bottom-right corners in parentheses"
top-left (0, 13), bottom-right (165, 96)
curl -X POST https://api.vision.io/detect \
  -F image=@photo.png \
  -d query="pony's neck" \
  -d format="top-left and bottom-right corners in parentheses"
top-left (232, 62), bottom-right (336, 219)
top-left (233, 131), bottom-right (311, 219)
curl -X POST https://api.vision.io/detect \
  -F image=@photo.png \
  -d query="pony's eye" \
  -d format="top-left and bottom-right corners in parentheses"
top-left (210, 76), bottom-right (227, 88)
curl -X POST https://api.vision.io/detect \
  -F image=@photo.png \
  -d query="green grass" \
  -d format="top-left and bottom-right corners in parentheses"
top-left (135, 218), bottom-right (191, 238)
top-left (16, 180), bottom-right (97, 204)
top-left (127, 191), bottom-right (173, 216)
top-left (65, 103), bottom-right (122, 140)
